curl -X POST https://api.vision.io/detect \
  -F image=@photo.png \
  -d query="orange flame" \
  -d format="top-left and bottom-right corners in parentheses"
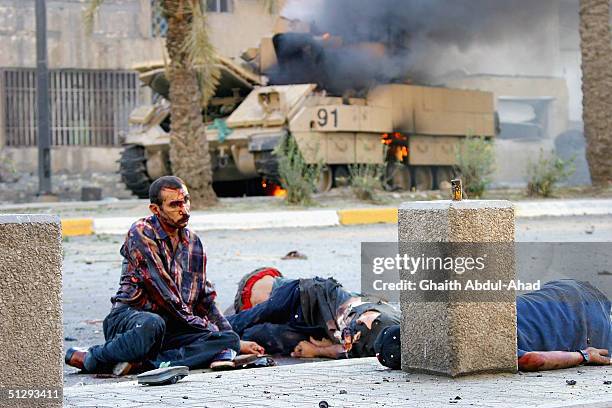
top-left (381, 132), bottom-right (406, 145)
top-left (262, 179), bottom-right (287, 197)
top-left (272, 185), bottom-right (287, 197)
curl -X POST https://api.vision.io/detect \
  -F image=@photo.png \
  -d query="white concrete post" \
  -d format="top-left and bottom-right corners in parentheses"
top-left (0, 215), bottom-right (63, 405)
top-left (399, 201), bottom-right (517, 376)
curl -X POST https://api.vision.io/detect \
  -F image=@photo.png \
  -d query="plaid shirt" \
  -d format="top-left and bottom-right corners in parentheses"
top-left (111, 215), bottom-right (231, 332)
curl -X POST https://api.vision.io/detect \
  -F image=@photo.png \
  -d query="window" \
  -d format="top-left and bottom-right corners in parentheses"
top-left (151, 0), bottom-right (167, 37)
top-left (0, 69), bottom-right (139, 147)
top-left (206, 0), bottom-right (233, 13)
top-left (497, 97), bottom-right (553, 141)
top-left (151, 0), bottom-right (233, 38)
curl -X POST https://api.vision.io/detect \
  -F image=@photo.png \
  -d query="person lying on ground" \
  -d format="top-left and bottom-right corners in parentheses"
top-left (65, 176), bottom-right (264, 375)
top-left (225, 268), bottom-right (400, 359)
top-left (374, 279), bottom-right (611, 372)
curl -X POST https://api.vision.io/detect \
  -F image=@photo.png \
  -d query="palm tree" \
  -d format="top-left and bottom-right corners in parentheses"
top-left (86, 0), bottom-right (219, 207)
top-left (579, 0), bottom-right (612, 186)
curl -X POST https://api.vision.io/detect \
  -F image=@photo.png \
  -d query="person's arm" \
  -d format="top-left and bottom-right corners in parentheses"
top-left (126, 230), bottom-right (208, 329)
top-left (196, 280), bottom-right (232, 331)
top-left (518, 347), bottom-right (610, 371)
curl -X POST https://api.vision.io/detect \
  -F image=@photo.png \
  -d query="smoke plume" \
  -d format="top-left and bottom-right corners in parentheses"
top-left (276, 0), bottom-right (565, 93)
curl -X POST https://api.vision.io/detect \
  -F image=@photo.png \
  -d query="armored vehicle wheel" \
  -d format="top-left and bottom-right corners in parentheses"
top-left (435, 166), bottom-right (455, 190)
top-left (119, 145), bottom-right (153, 199)
top-left (384, 163), bottom-right (411, 191)
top-left (333, 166), bottom-right (350, 187)
top-left (414, 166), bottom-right (434, 191)
top-left (315, 166), bottom-right (333, 193)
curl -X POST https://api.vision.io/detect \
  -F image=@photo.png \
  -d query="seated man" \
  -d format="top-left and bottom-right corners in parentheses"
top-left (226, 268), bottom-right (400, 359)
top-left (375, 280), bottom-right (612, 371)
top-left (65, 176), bottom-right (263, 375)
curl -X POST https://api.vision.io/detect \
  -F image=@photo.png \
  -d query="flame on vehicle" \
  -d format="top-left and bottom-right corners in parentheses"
top-left (382, 132), bottom-right (409, 162)
top-left (262, 179), bottom-right (287, 197)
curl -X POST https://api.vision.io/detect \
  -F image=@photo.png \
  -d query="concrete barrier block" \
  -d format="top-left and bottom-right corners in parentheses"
top-left (399, 201), bottom-right (517, 377)
top-left (0, 215), bottom-right (63, 406)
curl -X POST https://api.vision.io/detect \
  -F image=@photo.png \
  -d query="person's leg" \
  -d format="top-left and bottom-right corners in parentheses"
top-left (242, 323), bottom-right (325, 355)
top-left (85, 306), bottom-right (166, 372)
top-left (152, 328), bottom-right (241, 369)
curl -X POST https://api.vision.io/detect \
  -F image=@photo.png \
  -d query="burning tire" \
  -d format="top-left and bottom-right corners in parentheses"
top-left (119, 145), bottom-right (153, 199)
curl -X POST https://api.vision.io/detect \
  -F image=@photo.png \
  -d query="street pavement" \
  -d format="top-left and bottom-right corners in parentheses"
top-left (64, 358), bottom-right (612, 407)
top-left (63, 215), bottom-right (612, 389)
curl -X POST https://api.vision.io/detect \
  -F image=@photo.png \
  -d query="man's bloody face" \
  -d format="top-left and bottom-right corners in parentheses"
top-left (152, 186), bottom-right (191, 229)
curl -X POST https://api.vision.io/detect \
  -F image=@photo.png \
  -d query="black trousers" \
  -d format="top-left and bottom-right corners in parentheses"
top-left (87, 305), bottom-right (240, 371)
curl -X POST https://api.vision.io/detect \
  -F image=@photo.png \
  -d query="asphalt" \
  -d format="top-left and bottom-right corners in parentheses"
top-left (2, 196), bottom-right (612, 236)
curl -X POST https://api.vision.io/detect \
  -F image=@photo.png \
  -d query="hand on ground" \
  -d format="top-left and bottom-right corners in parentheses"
top-left (291, 340), bottom-right (318, 358)
top-left (240, 340), bottom-right (265, 356)
top-left (585, 347), bottom-right (610, 365)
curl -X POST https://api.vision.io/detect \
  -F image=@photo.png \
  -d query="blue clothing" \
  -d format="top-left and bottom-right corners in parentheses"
top-left (227, 280), bottom-right (313, 336)
top-left (271, 277), bottom-right (294, 292)
top-left (516, 280), bottom-right (612, 357)
top-left (231, 277), bottom-right (329, 355)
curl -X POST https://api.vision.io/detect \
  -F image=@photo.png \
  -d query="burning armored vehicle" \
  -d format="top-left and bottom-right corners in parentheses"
top-left (121, 21), bottom-right (496, 197)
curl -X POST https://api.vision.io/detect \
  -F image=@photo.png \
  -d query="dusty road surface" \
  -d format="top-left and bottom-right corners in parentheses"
top-left (63, 215), bottom-right (612, 386)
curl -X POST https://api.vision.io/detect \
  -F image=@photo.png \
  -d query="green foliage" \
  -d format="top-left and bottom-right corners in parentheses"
top-left (454, 136), bottom-right (496, 198)
top-left (273, 136), bottom-right (321, 205)
top-left (181, 1), bottom-right (221, 105)
top-left (526, 149), bottom-right (575, 198)
top-left (349, 164), bottom-right (384, 202)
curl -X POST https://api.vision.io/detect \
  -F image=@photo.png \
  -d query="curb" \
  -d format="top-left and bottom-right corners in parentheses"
top-left (91, 210), bottom-right (340, 236)
top-left (338, 208), bottom-right (398, 225)
top-left (59, 199), bottom-right (612, 237)
top-left (61, 218), bottom-right (94, 237)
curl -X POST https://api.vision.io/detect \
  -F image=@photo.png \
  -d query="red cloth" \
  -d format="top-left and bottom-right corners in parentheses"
top-left (241, 268), bottom-right (282, 311)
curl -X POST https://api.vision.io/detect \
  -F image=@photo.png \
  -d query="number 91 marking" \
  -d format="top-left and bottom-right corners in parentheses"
top-left (317, 108), bottom-right (338, 128)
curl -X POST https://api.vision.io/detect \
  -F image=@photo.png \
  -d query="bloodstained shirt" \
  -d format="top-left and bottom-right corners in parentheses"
top-left (111, 215), bottom-right (231, 332)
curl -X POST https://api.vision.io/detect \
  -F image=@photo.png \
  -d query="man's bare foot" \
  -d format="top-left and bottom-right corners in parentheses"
top-left (291, 340), bottom-right (318, 358)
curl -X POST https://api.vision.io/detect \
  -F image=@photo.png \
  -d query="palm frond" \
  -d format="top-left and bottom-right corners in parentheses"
top-left (83, 0), bottom-right (105, 35)
top-left (182, 0), bottom-right (221, 105)
top-left (263, 0), bottom-right (278, 14)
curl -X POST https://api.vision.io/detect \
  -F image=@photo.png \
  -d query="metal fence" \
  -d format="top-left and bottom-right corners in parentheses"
top-left (0, 68), bottom-right (139, 147)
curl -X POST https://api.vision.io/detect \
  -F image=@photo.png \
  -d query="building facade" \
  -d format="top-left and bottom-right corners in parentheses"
top-left (0, 0), bottom-right (279, 178)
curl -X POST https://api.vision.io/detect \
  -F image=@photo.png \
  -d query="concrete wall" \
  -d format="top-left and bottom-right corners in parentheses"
top-left (443, 76), bottom-right (571, 139)
top-left (0, 215), bottom-right (63, 406)
top-left (4, 146), bottom-right (122, 174)
top-left (207, 0), bottom-right (281, 60)
top-left (0, 0), bottom-right (278, 69)
top-left (443, 75), bottom-right (574, 187)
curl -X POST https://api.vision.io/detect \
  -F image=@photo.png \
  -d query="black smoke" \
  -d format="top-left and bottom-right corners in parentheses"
top-left (271, 0), bottom-right (562, 93)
